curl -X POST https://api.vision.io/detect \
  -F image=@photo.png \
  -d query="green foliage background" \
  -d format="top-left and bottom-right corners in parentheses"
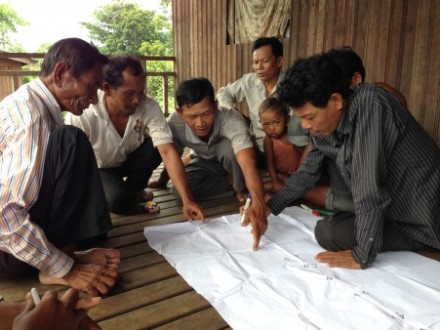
top-left (1, 0), bottom-right (174, 113)
top-left (81, 0), bottom-right (175, 112)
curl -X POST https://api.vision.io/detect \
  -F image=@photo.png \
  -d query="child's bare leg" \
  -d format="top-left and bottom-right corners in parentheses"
top-left (235, 191), bottom-right (247, 202)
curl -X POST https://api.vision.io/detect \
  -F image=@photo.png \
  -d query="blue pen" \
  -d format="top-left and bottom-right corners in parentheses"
top-left (240, 193), bottom-right (252, 224)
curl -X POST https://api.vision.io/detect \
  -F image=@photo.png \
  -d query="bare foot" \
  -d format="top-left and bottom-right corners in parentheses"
top-left (73, 248), bottom-right (121, 270)
top-left (134, 190), bottom-right (153, 202)
top-left (148, 179), bottom-right (168, 189)
top-left (39, 263), bottom-right (118, 296)
top-left (417, 251), bottom-right (440, 262)
top-left (148, 169), bottom-right (170, 188)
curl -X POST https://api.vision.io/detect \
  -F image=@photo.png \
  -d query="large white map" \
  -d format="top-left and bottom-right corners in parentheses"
top-left (144, 206), bottom-right (440, 330)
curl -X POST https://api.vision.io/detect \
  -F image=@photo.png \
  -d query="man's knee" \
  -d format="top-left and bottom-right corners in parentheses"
top-left (325, 188), bottom-right (355, 212)
top-left (51, 125), bottom-right (89, 145)
top-left (314, 219), bottom-right (337, 251)
top-left (106, 189), bottom-right (130, 213)
top-left (314, 214), bottom-right (356, 251)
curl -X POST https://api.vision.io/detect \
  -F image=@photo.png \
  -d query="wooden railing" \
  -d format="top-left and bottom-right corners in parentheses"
top-left (0, 53), bottom-right (176, 116)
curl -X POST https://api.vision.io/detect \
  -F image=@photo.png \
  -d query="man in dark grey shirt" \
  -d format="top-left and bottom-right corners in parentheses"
top-left (266, 54), bottom-right (440, 269)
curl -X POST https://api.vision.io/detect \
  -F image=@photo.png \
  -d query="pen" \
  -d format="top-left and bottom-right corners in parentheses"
top-left (240, 193), bottom-right (252, 224)
top-left (300, 204), bottom-right (333, 217)
top-left (314, 209), bottom-right (333, 216)
top-left (300, 204), bottom-right (313, 213)
top-left (31, 287), bottom-right (41, 305)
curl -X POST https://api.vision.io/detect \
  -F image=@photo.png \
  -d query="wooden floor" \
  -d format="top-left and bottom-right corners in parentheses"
top-left (3, 167), bottom-right (440, 329)
top-left (0, 166), bottom-right (243, 329)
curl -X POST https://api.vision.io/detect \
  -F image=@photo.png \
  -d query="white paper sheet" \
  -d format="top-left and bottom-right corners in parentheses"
top-left (144, 206), bottom-right (440, 330)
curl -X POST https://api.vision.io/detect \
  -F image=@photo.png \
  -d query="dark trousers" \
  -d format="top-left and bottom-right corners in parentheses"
top-left (173, 138), bottom-right (245, 201)
top-left (99, 137), bottom-right (162, 214)
top-left (0, 126), bottom-right (111, 277)
top-left (314, 211), bottom-right (435, 252)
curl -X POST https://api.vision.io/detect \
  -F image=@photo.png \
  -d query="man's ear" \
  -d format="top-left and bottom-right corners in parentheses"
top-left (53, 61), bottom-right (70, 87)
top-left (176, 107), bottom-right (184, 118)
top-left (103, 82), bottom-right (112, 96)
top-left (329, 93), bottom-right (344, 111)
top-left (351, 72), bottom-right (363, 86)
top-left (276, 56), bottom-right (284, 68)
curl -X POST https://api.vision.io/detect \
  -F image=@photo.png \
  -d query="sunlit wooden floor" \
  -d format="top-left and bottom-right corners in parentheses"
top-left (0, 165), bottom-right (242, 329)
top-left (2, 165), bottom-right (439, 329)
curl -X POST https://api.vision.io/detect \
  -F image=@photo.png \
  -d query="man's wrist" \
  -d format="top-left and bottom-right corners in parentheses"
top-left (351, 249), bottom-right (368, 269)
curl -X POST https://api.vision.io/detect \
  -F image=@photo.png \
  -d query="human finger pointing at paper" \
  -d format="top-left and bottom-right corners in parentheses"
top-left (265, 53), bottom-right (440, 269)
top-left (240, 191), bottom-right (268, 251)
top-left (166, 77), bottom-right (269, 250)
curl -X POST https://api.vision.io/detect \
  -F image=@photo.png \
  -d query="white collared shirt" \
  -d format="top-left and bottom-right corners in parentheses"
top-left (65, 90), bottom-right (173, 168)
top-left (216, 71), bottom-right (310, 150)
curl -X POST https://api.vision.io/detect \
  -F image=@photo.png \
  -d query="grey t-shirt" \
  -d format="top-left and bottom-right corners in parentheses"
top-left (168, 107), bottom-right (254, 158)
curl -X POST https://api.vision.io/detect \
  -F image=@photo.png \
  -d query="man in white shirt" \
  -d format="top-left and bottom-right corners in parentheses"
top-left (66, 56), bottom-right (204, 220)
top-left (216, 37), bottom-right (310, 162)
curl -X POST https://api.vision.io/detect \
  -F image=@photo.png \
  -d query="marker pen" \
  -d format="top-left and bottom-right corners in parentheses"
top-left (240, 193), bottom-right (252, 224)
top-left (31, 288), bottom-right (41, 305)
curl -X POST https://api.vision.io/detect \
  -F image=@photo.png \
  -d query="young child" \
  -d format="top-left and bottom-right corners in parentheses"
top-left (259, 97), bottom-right (304, 193)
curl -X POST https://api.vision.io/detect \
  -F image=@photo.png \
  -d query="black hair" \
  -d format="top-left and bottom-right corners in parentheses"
top-left (175, 77), bottom-right (215, 109)
top-left (259, 97), bottom-right (290, 119)
top-left (325, 46), bottom-right (366, 83)
top-left (277, 54), bottom-right (352, 108)
top-left (252, 37), bottom-right (283, 58)
top-left (104, 56), bottom-right (146, 88)
top-left (40, 38), bottom-right (108, 78)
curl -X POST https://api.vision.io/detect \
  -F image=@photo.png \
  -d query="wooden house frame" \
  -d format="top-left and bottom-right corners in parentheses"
top-left (172, 0), bottom-right (440, 145)
top-left (0, 1), bottom-right (439, 328)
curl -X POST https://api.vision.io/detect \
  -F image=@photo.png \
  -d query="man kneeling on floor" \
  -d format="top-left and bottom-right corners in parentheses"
top-left (165, 77), bottom-right (268, 249)
top-left (66, 56), bottom-right (204, 220)
top-left (264, 53), bottom-right (440, 269)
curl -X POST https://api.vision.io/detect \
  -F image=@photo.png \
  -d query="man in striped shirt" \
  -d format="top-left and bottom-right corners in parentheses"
top-left (0, 38), bottom-right (120, 296)
top-left (266, 54), bottom-right (440, 269)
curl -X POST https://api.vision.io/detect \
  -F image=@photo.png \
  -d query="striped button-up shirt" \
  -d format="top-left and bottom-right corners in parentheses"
top-left (0, 79), bottom-right (74, 277)
top-left (267, 84), bottom-right (440, 266)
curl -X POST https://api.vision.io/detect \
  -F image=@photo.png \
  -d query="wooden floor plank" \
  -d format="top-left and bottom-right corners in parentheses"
top-left (97, 291), bottom-right (213, 330)
top-left (153, 307), bottom-right (228, 330)
top-left (89, 276), bottom-right (193, 321)
top-left (0, 167), bottom-right (259, 328)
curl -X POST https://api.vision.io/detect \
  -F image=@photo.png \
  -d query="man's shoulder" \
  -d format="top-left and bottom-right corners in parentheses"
top-left (167, 111), bottom-right (185, 130)
top-left (168, 110), bottom-right (180, 121)
top-left (217, 107), bottom-right (248, 133)
top-left (240, 72), bottom-right (261, 86)
top-left (143, 95), bottom-right (161, 109)
top-left (137, 96), bottom-right (165, 120)
top-left (218, 106), bottom-right (245, 120)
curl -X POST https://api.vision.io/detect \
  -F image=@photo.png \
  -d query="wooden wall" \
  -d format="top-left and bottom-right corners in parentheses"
top-left (172, 0), bottom-right (440, 145)
top-left (0, 59), bottom-right (23, 102)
